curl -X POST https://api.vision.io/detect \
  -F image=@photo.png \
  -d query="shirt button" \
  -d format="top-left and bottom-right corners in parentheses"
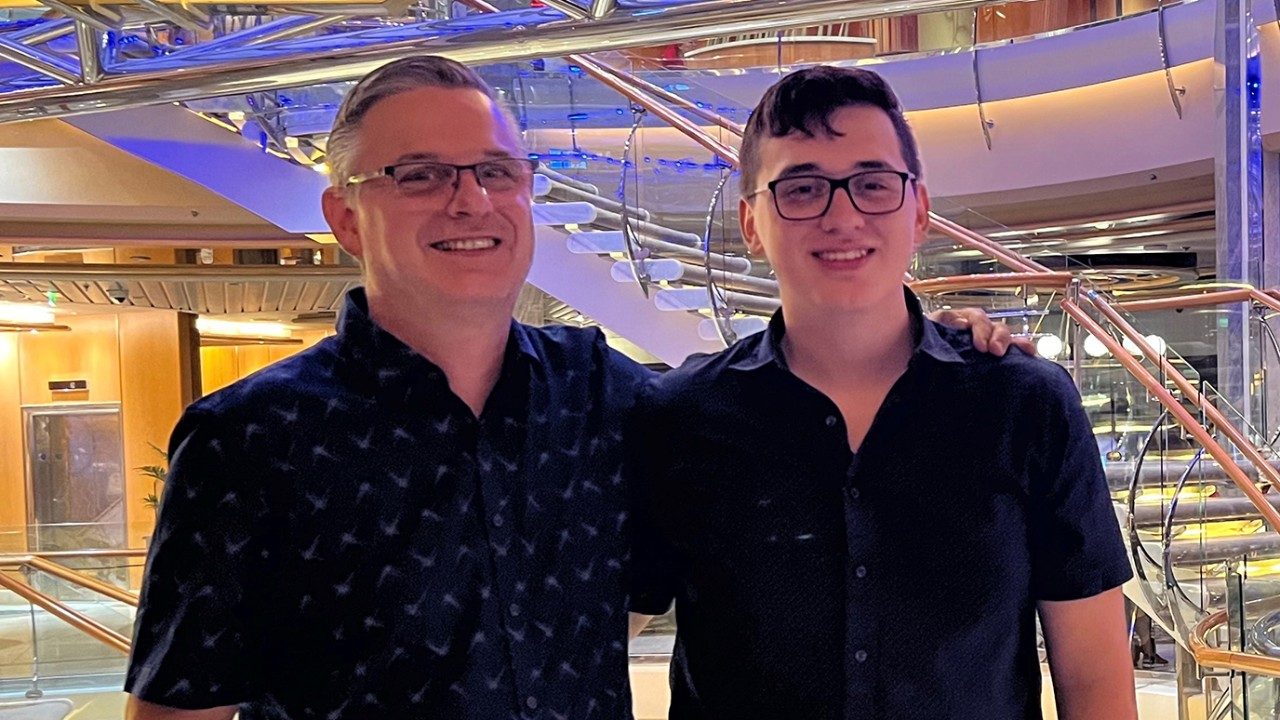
top-left (855, 650), bottom-right (868, 663)
top-left (848, 487), bottom-right (860, 500)
top-left (825, 415), bottom-right (838, 427)
top-left (526, 696), bottom-right (538, 710)
top-left (492, 514), bottom-right (504, 528)
top-left (855, 565), bottom-right (867, 579)
top-left (509, 603), bottom-right (521, 617)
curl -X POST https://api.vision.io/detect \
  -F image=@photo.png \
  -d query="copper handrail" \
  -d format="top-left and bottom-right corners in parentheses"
top-left (926, 214), bottom-right (1050, 274)
top-left (1083, 294), bottom-right (1280, 494)
top-left (1115, 286), bottom-right (1280, 316)
top-left (909, 271), bottom-right (1073, 294)
top-left (1060, 298), bottom-right (1280, 532)
top-left (23, 556), bottom-right (141, 607)
top-left (1190, 601), bottom-right (1280, 678)
top-left (0, 570), bottom-right (131, 654)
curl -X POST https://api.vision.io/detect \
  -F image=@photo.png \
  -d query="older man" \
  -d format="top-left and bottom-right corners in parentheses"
top-left (124, 57), bottom-right (1023, 720)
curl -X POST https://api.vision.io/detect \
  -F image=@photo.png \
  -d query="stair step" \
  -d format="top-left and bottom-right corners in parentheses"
top-left (1132, 495), bottom-right (1280, 527)
top-left (611, 259), bottom-right (683, 283)
top-left (1168, 532), bottom-right (1280, 565)
top-left (533, 201), bottom-right (597, 226)
top-left (566, 230), bottom-right (625, 254)
top-left (697, 317), bottom-right (768, 341)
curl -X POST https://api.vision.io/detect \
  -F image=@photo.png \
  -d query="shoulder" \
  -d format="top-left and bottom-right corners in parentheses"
top-left (520, 324), bottom-right (655, 387)
top-left (185, 336), bottom-right (343, 425)
top-left (645, 335), bottom-right (759, 408)
top-left (932, 321), bottom-right (1077, 397)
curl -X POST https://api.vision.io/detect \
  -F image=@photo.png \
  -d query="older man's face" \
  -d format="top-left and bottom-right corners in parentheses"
top-left (324, 86), bottom-right (535, 310)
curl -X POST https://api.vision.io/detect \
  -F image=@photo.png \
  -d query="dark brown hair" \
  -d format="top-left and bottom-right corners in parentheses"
top-left (738, 66), bottom-right (922, 197)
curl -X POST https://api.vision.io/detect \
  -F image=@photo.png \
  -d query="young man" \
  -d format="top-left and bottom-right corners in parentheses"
top-left (124, 57), bottom-right (1025, 719)
top-left (630, 66), bottom-right (1138, 719)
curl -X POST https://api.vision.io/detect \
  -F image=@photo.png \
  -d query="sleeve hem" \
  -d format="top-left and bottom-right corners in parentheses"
top-left (1035, 565), bottom-right (1133, 602)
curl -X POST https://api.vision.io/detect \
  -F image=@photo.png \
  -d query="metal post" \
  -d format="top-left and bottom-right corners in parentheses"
top-left (23, 568), bottom-right (43, 699)
top-left (75, 22), bottom-right (102, 84)
top-left (1264, 151), bottom-right (1280, 444)
top-left (1068, 278), bottom-right (1083, 385)
top-left (0, 36), bottom-right (79, 85)
top-left (1214, 0), bottom-right (1264, 429)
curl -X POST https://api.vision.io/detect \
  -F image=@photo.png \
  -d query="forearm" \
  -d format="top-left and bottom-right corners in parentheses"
top-left (1041, 589), bottom-right (1137, 720)
top-left (1052, 677), bottom-right (1138, 720)
top-left (126, 696), bottom-right (237, 720)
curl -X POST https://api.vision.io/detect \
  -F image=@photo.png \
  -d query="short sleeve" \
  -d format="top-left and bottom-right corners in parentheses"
top-left (1028, 364), bottom-right (1134, 601)
top-left (625, 380), bottom-right (682, 616)
top-left (124, 410), bottom-right (270, 709)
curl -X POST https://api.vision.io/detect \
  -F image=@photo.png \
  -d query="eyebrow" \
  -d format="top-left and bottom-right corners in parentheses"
top-left (390, 150), bottom-right (517, 164)
top-left (775, 160), bottom-right (896, 178)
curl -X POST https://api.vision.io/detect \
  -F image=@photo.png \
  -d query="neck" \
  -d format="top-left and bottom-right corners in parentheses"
top-left (366, 288), bottom-right (515, 416)
top-left (780, 292), bottom-right (914, 384)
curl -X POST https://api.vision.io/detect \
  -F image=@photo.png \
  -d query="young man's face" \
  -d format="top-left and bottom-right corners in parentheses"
top-left (323, 86), bottom-right (535, 310)
top-left (740, 104), bottom-right (930, 315)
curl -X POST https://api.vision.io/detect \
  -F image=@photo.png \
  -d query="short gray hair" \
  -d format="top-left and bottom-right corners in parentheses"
top-left (326, 56), bottom-right (506, 187)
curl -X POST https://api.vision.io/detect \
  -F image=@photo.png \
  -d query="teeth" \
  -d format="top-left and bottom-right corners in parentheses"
top-left (434, 238), bottom-right (499, 251)
top-left (816, 248), bottom-right (871, 261)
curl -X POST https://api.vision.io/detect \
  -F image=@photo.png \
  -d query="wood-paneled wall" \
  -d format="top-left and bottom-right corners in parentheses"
top-left (0, 309), bottom-right (194, 558)
top-left (0, 333), bottom-right (23, 553)
top-left (199, 328), bottom-right (333, 396)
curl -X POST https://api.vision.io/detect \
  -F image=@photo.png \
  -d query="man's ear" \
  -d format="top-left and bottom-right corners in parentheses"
top-left (911, 181), bottom-right (931, 248)
top-left (321, 186), bottom-right (363, 260)
top-left (740, 196), bottom-right (764, 257)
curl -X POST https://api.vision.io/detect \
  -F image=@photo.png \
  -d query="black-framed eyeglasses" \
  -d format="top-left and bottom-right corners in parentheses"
top-left (345, 158), bottom-right (539, 197)
top-left (751, 170), bottom-right (917, 221)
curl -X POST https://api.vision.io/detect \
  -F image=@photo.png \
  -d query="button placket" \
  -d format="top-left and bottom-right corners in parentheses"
top-left (472, 429), bottom-right (532, 710)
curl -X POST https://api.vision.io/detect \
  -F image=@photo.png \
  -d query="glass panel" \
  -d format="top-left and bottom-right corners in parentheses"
top-left (0, 559), bottom-right (141, 719)
top-left (24, 406), bottom-right (126, 556)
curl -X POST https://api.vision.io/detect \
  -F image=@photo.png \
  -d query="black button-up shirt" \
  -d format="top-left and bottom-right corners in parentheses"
top-left (127, 289), bottom-right (651, 720)
top-left (631, 289), bottom-right (1132, 720)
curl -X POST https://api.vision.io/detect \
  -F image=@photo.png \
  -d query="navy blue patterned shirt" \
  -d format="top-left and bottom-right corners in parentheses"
top-left (630, 288), bottom-right (1132, 720)
top-left (126, 289), bottom-right (651, 720)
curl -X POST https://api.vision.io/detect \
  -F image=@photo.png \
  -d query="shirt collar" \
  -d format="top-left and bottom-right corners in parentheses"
top-left (726, 285), bottom-right (966, 372)
top-left (334, 288), bottom-right (539, 394)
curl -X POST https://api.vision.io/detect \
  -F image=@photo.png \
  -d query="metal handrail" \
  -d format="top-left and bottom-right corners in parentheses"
top-left (1192, 599), bottom-right (1280, 678)
top-left (908, 271), bottom-right (1073, 294)
top-left (0, 550), bottom-right (144, 656)
top-left (1128, 410), bottom-right (1172, 574)
top-left (0, 569), bottom-right (132, 654)
top-left (1115, 286), bottom-right (1280, 316)
top-left (22, 556), bottom-right (141, 607)
top-left (1160, 447), bottom-right (1208, 616)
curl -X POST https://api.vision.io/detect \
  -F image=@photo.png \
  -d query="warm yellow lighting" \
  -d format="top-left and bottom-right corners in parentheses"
top-left (0, 303), bottom-right (54, 325)
top-left (1119, 485), bottom-right (1217, 506)
top-left (196, 318), bottom-right (292, 339)
top-left (311, 162), bottom-right (329, 174)
top-left (1171, 519), bottom-right (1264, 540)
top-left (1236, 558), bottom-right (1280, 577)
